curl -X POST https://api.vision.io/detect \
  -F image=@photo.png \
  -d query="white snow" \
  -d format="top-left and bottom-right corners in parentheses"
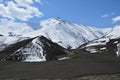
top-left (15, 37), bottom-right (46, 62)
top-left (23, 18), bottom-right (103, 49)
top-left (0, 35), bottom-right (28, 51)
top-left (116, 43), bottom-right (120, 56)
top-left (86, 38), bottom-right (109, 47)
top-left (0, 36), bottom-right (6, 44)
top-left (105, 25), bottom-right (120, 39)
top-left (4, 36), bottom-right (21, 44)
top-left (58, 57), bottom-right (70, 60)
top-left (0, 18), bottom-right (120, 62)
top-left (86, 47), bottom-right (98, 53)
top-left (0, 35), bottom-right (30, 51)
top-left (0, 20), bottom-right (34, 51)
top-left (0, 18), bottom-right (119, 50)
top-left (100, 47), bottom-right (106, 50)
top-left (23, 56), bottom-right (46, 62)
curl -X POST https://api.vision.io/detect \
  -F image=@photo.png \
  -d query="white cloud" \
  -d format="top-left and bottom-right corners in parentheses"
top-left (101, 14), bottom-right (109, 18)
top-left (101, 13), bottom-right (115, 19)
top-left (0, 0), bottom-right (43, 21)
top-left (0, 19), bottom-right (34, 35)
top-left (112, 16), bottom-right (120, 23)
top-left (35, 0), bottom-right (42, 4)
top-left (14, 0), bottom-right (33, 7)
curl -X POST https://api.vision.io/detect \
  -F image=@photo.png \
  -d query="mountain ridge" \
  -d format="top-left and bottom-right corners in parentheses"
top-left (23, 18), bottom-right (103, 49)
top-left (1, 36), bottom-right (68, 62)
top-left (0, 18), bottom-right (120, 62)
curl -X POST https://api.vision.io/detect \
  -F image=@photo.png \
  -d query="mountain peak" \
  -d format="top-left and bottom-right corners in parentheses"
top-left (23, 18), bottom-right (103, 49)
top-left (48, 17), bottom-right (67, 22)
top-left (40, 17), bottom-right (71, 28)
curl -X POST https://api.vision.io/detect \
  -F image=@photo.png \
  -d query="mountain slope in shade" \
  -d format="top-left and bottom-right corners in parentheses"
top-left (14, 37), bottom-right (46, 62)
top-left (23, 18), bottom-right (103, 49)
top-left (1, 36), bottom-right (68, 62)
top-left (79, 36), bottom-right (120, 57)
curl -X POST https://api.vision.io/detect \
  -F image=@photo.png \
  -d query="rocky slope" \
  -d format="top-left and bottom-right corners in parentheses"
top-left (1, 36), bottom-right (68, 62)
top-left (79, 36), bottom-right (120, 57)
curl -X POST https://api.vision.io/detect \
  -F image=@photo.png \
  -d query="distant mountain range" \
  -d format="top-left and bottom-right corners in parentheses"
top-left (0, 18), bottom-right (120, 62)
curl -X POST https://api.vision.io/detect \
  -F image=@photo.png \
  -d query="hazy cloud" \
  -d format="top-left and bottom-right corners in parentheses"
top-left (101, 14), bottom-right (109, 18)
top-left (101, 13), bottom-right (115, 18)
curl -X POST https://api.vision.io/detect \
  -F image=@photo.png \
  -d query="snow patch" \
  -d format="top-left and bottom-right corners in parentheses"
top-left (116, 43), bottom-right (120, 56)
top-left (86, 38), bottom-right (109, 47)
top-left (23, 56), bottom-right (46, 62)
top-left (15, 38), bottom-right (46, 62)
top-left (58, 57), bottom-right (70, 60)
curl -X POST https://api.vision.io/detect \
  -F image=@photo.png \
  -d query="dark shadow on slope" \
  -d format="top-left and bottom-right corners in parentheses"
top-left (0, 36), bottom-right (68, 61)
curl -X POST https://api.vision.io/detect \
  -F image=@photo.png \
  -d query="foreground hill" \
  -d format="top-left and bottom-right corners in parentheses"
top-left (0, 36), bottom-right (68, 62)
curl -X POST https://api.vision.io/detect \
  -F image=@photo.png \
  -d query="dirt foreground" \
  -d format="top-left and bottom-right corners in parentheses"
top-left (0, 55), bottom-right (120, 80)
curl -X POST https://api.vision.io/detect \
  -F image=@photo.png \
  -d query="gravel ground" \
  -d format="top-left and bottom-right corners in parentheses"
top-left (76, 74), bottom-right (120, 80)
top-left (0, 55), bottom-right (120, 80)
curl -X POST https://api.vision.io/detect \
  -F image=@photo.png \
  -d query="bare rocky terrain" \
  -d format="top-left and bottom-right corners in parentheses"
top-left (0, 54), bottom-right (120, 80)
top-left (76, 74), bottom-right (120, 80)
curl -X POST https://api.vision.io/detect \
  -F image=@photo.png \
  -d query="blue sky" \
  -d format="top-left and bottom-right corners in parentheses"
top-left (0, 0), bottom-right (120, 28)
top-left (39, 0), bottom-right (120, 28)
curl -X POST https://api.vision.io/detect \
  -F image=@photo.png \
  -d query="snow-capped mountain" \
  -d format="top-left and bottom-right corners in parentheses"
top-left (105, 25), bottom-right (120, 39)
top-left (99, 25), bottom-right (120, 39)
top-left (1, 18), bottom-right (120, 62)
top-left (77, 25), bottom-right (120, 57)
top-left (0, 35), bottom-right (30, 51)
top-left (1, 36), bottom-right (68, 62)
top-left (23, 18), bottom-right (103, 49)
top-left (80, 37), bottom-right (120, 56)
top-left (0, 20), bottom-right (34, 51)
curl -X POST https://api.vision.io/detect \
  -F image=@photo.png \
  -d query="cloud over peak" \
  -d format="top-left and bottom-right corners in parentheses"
top-left (0, 0), bottom-right (43, 21)
top-left (112, 16), bottom-right (120, 23)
